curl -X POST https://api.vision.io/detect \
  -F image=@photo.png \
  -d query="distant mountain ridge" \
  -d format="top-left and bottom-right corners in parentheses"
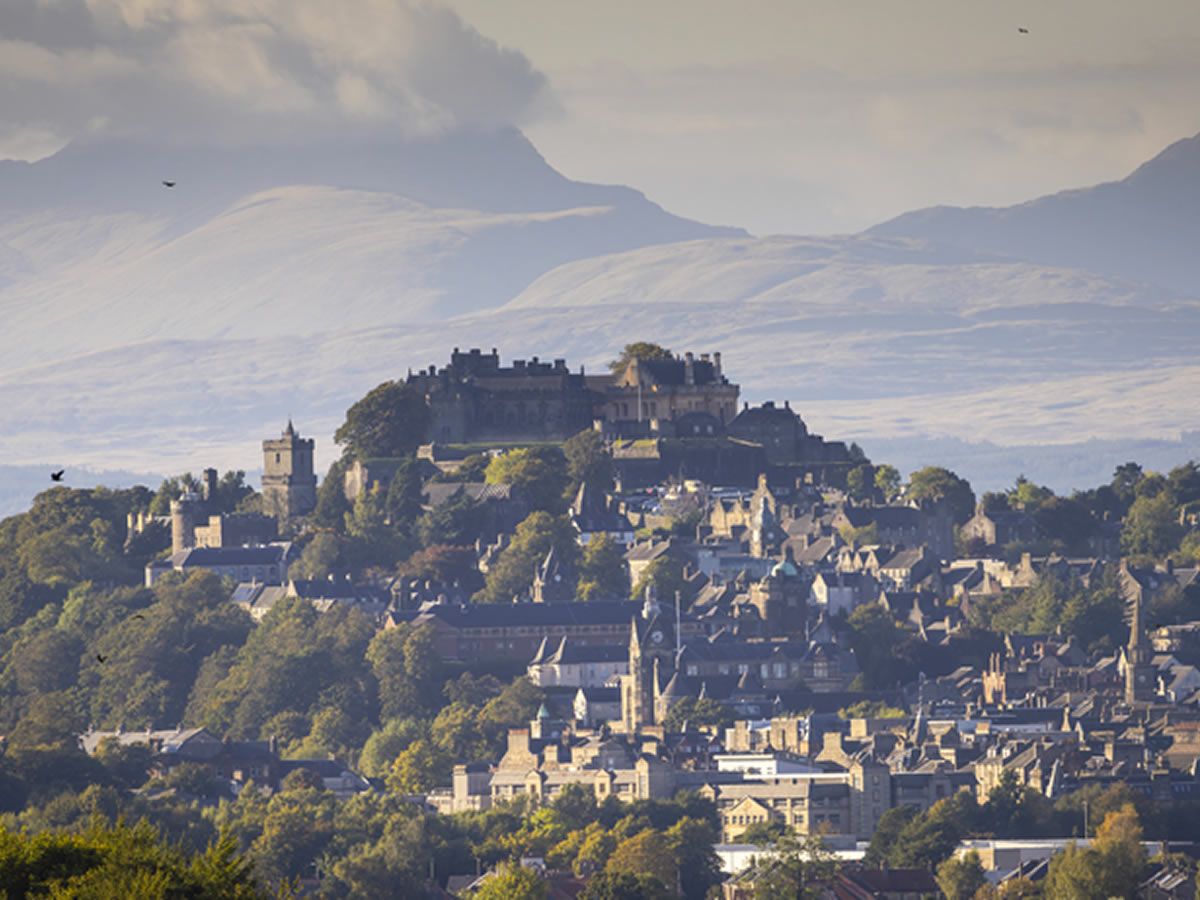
top-left (868, 132), bottom-right (1200, 294)
top-left (1, 127), bottom-right (1199, 511)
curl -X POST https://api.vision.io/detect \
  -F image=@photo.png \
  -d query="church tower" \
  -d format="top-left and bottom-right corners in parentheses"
top-left (262, 421), bottom-right (317, 526)
top-left (621, 586), bottom-right (678, 733)
top-left (1124, 588), bottom-right (1155, 704)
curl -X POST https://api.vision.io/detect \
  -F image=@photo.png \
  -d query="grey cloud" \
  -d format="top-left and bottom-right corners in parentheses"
top-left (0, 0), bottom-right (555, 154)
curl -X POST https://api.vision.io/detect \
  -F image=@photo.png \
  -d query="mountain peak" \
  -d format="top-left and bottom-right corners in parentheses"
top-left (868, 131), bottom-right (1200, 294)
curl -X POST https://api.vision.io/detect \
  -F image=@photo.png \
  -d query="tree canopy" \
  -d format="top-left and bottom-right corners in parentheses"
top-left (608, 343), bottom-right (673, 374)
top-left (334, 380), bottom-right (431, 460)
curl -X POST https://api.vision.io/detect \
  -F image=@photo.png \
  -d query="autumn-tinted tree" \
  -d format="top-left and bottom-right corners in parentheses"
top-left (605, 830), bottom-right (676, 893)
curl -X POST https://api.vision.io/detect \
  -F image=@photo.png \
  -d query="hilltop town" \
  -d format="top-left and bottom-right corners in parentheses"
top-left (3, 342), bottom-right (1200, 898)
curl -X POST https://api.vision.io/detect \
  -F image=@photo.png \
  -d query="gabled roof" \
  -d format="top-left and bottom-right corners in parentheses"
top-left (839, 505), bottom-right (920, 530)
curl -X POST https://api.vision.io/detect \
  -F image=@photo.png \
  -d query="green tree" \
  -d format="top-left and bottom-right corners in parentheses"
top-left (662, 697), bottom-right (734, 732)
top-left (416, 489), bottom-right (488, 548)
top-left (486, 447), bottom-right (570, 514)
top-left (476, 512), bottom-right (578, 603)
top-left (578, 534), bottom-right (630, 601)
top-left (889, 791), bottom-right (979, 869)
top-left (386, 738), bottom-right (448, 794)
top-left (398, 544), bottom-right (482, 590)
top-left (313, 459), bottom-right (351, 531)
top-left (367, 623), bottom-right (443, 719)
top-left (838, 699), bottom-right (906, 720)
top-left (0, 820), bottom-right (268, 898)
top-left (472, 862), bottom-right (547, 900)
top-left (630, 555), bottom-right (686, 602)
top-left (864, 806), bottom-right (918, 865)
top-left (845, 603), bottom-right (912, 689)
top-left (606, 830), bottom-right (676, 893)
top-left (1009, 476), bottom-right (1054, 512)
top-left (565, 430), bottom-right (614, 494)
top-left (580, 871), bottom-right (672, 900)
top-left (752, 831), bottom-right (838, 900)
top-left (906, 466), bottom-right (976, 524)
top-left (846, 464), bottom-right (877, 503)
top-left (335, 380), bottom-right (431, 460)
top-left (874, 464), bottom-right (902, 502)
top-left (609, 343), bottom-right (673, 374)
top-left (292, 532), bottom-right (341, 580)
top-left (937, 850), bottom-right (987, 900)
top-left (385, 457), bottom-right (427, 533)
top-left (666, 816), bottom-right (722, 900)
top-left (1122, 491), bottom-right (1183, 557)
top-left (344, 484), bottom-right (406, 567)
top-left (358, 719), bottom-right (424, 778)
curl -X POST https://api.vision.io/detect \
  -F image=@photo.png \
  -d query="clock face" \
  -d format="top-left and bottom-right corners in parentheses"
top-left (650, 630), bottom-right (664, 645)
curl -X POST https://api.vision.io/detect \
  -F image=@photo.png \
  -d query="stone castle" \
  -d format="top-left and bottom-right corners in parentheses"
top-left (405, 346), bottom-right (740, 445)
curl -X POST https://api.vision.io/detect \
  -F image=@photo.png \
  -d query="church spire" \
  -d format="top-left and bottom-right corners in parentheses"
top-left (1128, 588), bottom-right (1147, 662)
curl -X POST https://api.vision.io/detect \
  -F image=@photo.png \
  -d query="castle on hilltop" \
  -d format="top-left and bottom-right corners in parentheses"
top-left (405, 346), bottom-right (742, 445)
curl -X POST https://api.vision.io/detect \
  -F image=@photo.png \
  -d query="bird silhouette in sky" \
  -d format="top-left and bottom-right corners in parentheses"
top-left (96, 654), bottom-right (108, 663)
top-left (50, 469), bottom-right (65, 482)
top-left (1017, 27), bottom-right (1029, 33)
top-left (162, 180), bottom-right (177, 188)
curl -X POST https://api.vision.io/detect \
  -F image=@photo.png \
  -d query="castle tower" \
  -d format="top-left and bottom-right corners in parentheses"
top-left (1125, 588), bottom-right (1155, 703)
top-left (170, 492), bottom-right (200, 555)
top-left (262, 421), bottom-right (317, 527)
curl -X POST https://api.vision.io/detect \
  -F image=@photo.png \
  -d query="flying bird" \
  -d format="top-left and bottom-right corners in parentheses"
top-left (131, 614), bottom-right (146, 621)
top-left (50, 469), bottom-right (65, 482)
top-left (162, 180), bottom-right (177, 188)
top-left (96, 653), bottom-right (108, 663)
top-left (1017, 27), bottom-right (1029, 33)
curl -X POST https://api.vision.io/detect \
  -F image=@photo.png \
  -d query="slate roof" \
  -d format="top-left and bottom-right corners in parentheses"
top-left (839, 506), bottom-right (920, 530)
top-left (417, 601), bottom-right (644, 630)
top-left (544, 640), bottom-right (628, 665)
top-left (423, 482), bottom-right (514, 508)
top-left (175, 545), bottom-right (289, 566)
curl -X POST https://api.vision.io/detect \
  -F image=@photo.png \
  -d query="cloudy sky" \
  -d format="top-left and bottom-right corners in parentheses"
top-left (3, 0), bottom-right (1200, 234)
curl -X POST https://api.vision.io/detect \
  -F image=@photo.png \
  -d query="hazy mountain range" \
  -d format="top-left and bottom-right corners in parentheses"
top-left (1, 129), bottom-right (1198, 513)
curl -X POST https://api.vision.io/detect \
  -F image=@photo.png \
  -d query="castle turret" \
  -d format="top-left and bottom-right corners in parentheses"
top-left (170, 492), bottom-right (200, 554)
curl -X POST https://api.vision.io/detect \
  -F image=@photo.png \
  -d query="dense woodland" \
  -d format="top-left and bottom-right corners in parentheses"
top-left (2, 373), bottom-right (1200, 896)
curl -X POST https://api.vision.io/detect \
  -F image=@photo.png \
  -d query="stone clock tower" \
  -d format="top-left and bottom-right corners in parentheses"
top-left (621, 586), bottom-right (678, 733)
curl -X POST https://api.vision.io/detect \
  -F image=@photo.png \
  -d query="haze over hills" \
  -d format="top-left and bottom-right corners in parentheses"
top-left (868, 132), bottom-right (1200, 295)
top-left (1, 129), bottom-right (1199, 512)
top-left (0, 130), bottom-right (741, 368)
